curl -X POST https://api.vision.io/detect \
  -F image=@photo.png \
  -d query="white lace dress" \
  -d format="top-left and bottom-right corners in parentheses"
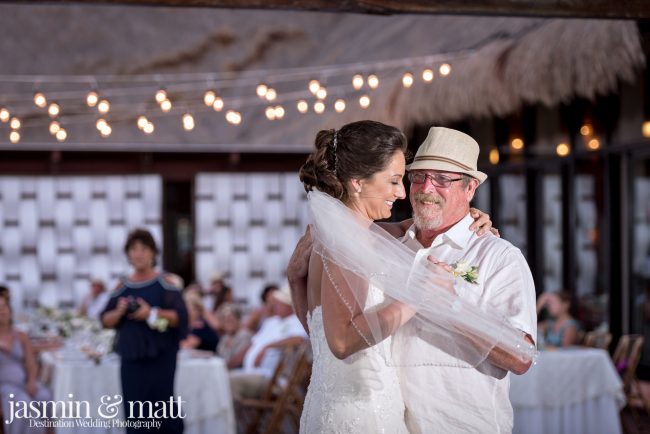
top-left (299, 287), bottom-right (409, 433)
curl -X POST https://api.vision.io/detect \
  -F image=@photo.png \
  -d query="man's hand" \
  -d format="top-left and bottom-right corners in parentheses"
top-left (469, 208), bottom-right (500, 237)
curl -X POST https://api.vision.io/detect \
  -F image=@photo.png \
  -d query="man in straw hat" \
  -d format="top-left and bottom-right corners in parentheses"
top-left (288, 126), bottom-right (536, 433)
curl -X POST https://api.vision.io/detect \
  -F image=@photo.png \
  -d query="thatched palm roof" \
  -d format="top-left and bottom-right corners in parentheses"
top-left (0, 4), bottom-right (644, 152)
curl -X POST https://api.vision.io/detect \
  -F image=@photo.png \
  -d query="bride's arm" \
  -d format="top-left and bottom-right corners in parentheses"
top-left (287, 227), bottom-right (312, 333)
top-left (321, 258), bottom-right (415, 360)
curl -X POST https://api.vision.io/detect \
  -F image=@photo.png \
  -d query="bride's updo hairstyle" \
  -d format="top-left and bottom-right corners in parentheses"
top-left (299, 120), bottom-right (407, 203)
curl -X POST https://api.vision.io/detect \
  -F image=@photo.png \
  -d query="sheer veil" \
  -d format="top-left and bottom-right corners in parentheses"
top-left (308, 190), bottom-right (536, 368)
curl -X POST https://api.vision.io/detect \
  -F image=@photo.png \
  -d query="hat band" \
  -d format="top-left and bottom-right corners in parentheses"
top-left (412, 155), bottom-right (475, 171)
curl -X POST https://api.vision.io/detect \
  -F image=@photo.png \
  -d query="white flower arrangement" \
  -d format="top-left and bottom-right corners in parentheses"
top-left (451, 261), bottom-right (480, 284)
top-left (149, 317), bottom-right (169, 332)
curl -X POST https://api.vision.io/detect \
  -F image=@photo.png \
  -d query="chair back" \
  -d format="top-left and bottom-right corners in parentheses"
top-left (583, 331), bottom-right (612, 350)
top-left (612, 334), bottom-right (644, 390)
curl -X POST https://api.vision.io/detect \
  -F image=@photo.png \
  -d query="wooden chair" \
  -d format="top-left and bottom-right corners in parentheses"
top-left (235, 341), bottom-right (312, 434)
top-left (612, 334), bottom-right (650, 427)
top-left (583, 331), bottom-right (612, 350)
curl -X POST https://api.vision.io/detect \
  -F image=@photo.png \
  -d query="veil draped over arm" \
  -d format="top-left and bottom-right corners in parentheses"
top-left (308, 190), bottom-right (536, 368)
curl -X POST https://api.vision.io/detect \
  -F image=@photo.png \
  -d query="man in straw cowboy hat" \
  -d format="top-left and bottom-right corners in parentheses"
top-left (288, 126), bottom-right (536, 433)
top-left (395, 127), bottom-right (536, 433)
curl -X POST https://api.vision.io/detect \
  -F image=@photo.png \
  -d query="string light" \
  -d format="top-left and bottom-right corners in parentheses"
top-left (86, 91), bottom-right (99, 107)
top-left (97, 99), bottom-right (110, 114)
top-left (10, 117), bottom-right (20, 130)
top-left (402, 72), bottom-right (414, 88)
top-left (203, 90), bottom-right (216, 106)
top-left (511, 138), bottom-right (524, 150)
top-left (274, 106), bottom-right (285, 119)
top-left (33, 92), bottom-right (47, 108)
top-left (439, 63), bottom-right (452, 76)
top-left (352, 74), bottom-right (364, 90)
top-left (137, 116), bottom-right (149, 130)
top-left (265, 88), bottom-right (277, 101)
top-left (182, 113), bottom-right (195, 131)
top-left (160, 99), bottom-right (172, 112)
top-left (212, 97), bottom-right (224, 111)
top-left (334, 99), bottom-right (346, 113)
top-left (9, 131), bottom-right (20, 143)
top-left (422, 69), bottom-right (434, 82)
top-left (256, 84), bottom-right (268, 98)
top-left (489, 148), bottom-right (500, 165)
top-left (155, 89), bottom-right (167, 103)
top-left (296, 100), bottom-right (308, 114)
top-left (309, 80), bottom-right (321, 95)
top-left (55, 128), bottom-right (67, 142)
top-left (313, 101), bottom-right (325, 114)
top-left (0, 108), bottom-right (9, 122)
top-left (143, 122), bottom-right (155, 134)
top-left (100, 125), bottom-right (112, 138)
top-left (316, 88), bottom-right (327, 100)
top-left (359, 95), bottom-right (371, 108)
top-left (642, 121), bottom-right (650, 137)
top-left (587, 138), bottom-right (600, 150)
top-left (225, 110), bottom-right (242, 125)
top-left (367, 74), bottom-right (379, 89)
top-left (49, 121), bottom-right (60, 135)
top-left (580, 124), bottom-right (592, 136)
top-left (96, 118), bottom-right (108, 131)
top-left (265, 106), bottom-right (276, 121)
top-left (556, 143), bottom-right (570, 157)
top-left (48, 103), bottom-right (60, 118)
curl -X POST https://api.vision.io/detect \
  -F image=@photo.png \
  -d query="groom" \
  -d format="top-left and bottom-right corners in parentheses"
top-left (393, 127), bottom-right (536, 433)
top-left (288, 126), bottom-right (536, 433)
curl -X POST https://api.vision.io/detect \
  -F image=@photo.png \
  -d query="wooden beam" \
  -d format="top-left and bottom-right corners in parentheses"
top-left (5, 0), bottom-right (650, 19)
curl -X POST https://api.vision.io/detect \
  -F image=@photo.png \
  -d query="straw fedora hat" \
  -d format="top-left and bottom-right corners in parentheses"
top-left (406, 127), bottom-right (488, 184)
top-left (273, 285), bottom-right (293, 306)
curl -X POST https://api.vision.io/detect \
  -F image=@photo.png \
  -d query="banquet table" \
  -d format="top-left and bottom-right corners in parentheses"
top-left (41, 349), bottom-right (235, 434)
top-left (510, 347), bottom-right (625, 434)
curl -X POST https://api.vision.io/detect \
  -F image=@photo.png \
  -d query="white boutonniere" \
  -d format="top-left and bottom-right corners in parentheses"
top-left (451, 261), bottom-right (479, 284)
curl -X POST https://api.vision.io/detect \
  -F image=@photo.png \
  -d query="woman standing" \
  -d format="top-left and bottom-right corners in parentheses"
top-left (101, 229), bottom-right (188, 434)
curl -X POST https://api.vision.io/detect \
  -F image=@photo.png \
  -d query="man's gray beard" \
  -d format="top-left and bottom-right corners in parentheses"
top-left (413, 211), bottom-right (442, 231)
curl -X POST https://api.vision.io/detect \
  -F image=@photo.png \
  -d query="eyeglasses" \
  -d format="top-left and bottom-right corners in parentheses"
top-left (407, 172), bottom-right (464, 188)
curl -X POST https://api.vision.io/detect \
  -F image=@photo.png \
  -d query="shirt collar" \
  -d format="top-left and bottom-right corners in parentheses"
top-left (403, 213), bottom-right (475, 250)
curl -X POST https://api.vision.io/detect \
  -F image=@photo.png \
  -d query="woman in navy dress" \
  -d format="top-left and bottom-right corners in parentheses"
top-left (101, 229), bottom-right (188, 433)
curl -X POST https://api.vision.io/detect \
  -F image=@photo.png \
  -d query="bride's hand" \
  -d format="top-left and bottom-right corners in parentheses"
top-left (426, 256), bottom-right (456, 294)
top-left (469, 208), bottom-right (500, 237)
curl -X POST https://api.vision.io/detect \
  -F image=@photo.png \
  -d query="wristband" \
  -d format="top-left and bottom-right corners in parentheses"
top-left (147, 307), bottom-right (159, 326)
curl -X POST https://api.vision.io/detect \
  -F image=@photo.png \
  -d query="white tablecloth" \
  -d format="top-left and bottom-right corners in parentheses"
top-left (42, 350), bottom-right (235, 434)
top-left (510, 347), bottom-right (625, 434)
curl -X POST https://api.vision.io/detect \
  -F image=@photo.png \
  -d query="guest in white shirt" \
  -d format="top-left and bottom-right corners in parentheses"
top-left (78, 278), bottom-right (110, 321)
top-left (229, 286), bottom-right (307, 400)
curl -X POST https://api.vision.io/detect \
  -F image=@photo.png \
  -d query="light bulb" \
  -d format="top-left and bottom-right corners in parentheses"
top-left (49, 121), bottom-right (61, 135)
top-left (296, 100), bottom-right (308, 114)
top-left (143, 122), bottom-right (154, 134)
top-left (265, 106), bottom-right (276, 121)
top-left (212, 97), bottom-right (224, 111)
top-left (587, 138), bottom-right (600, 150)
top-left (643, 121), bottom-right (650, 138)
top-left (265, 88), bottom-right (277, 101)
top-left (316, 88), bottom-right (327, 100)
top-left (352, 74), bottom-right (364, 90)
top-left (9, 131), bottom-right (20, 143)
top-left (439, 63), bottom-right (452, 76)
top-left (256, 84), bottom-right (268, 98)
top-left (226, 110), bottom-right (242, 125)
top-left (489, 148), bottom-right (500, 165)
top-left (274, 106), bottom-right (285, 119)
top-left (0, 108), bottom-right (9, 122)
top-left (86, 91), bottom-right (99, 107)
top-left (556, 143), bottom-right (570, 157)
top-left (48, 103), bottom-right (60, 118)
top-left (580, 125), bottom-right (592, 136)
top-left (56, 128), bottom-right (67, 142)
top-left (314, 101), bottom-right (325, 114)
top-left (98, 100), bottom-right (110, 114)
top-left (160, 99), bottom-right (172, 112)
top-left (334, 99), bottom-right (346, 113)
top-left (137, 116), bottom-right (148, 130)
top-left (203, 90), bottom-right (216, 106)
top-left (96, 118), bottom-right (108, 131)
top-left (34, 92), bottom-right (47, 108)
top-left (367, 74), bottom-right (379, 89)
top-left (422, 69), bottom-right (434, 82)
top-left (155, 89), bottom-right (167, 103)
top-left (309, 80), bottom-right (320, 95)
top-left (359, 95), bottom-right (371, 109)
top-left (100, 125), bottom-right (112, 137)
top-left (10, 117), bottom-right (20, 130)
top-left (402, 72), bottom-right (414, 88)
top-left (182, 113), bottom-right (195, 131)
top-left (511, 138), bottom-right (524, 150)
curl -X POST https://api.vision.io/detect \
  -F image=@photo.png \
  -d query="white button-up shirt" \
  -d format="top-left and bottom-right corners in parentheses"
top-left (397, 213), bottom-right (537, 434)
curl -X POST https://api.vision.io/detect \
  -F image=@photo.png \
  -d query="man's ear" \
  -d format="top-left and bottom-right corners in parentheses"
top-left (465, 178), bottom-right (480, 202)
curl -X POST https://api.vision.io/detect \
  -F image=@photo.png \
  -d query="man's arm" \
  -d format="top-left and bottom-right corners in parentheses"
top-left (287, 227), bottom-right (312, 333)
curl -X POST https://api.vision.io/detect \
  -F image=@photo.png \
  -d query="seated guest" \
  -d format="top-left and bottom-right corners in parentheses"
top-left (181, 292), bottom-right (220, 353)
top-left (217, 303), bottom-right (253, 369)
top-left (78, 278), bottom-right (110, 321)
top-left (242, 283), bottom-right (278, 332)
top-left (537, 291), bottom-right (579, 347)
top-left (202, 271), bottom-right (226, 312)
top-left (229, 286), bottom-right (307, 399)
top-left (0, 290), bottom-right (51, 434)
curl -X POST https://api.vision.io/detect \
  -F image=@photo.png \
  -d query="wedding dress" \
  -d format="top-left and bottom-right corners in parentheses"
top-left (299, 286), bottom-right (409, 433)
